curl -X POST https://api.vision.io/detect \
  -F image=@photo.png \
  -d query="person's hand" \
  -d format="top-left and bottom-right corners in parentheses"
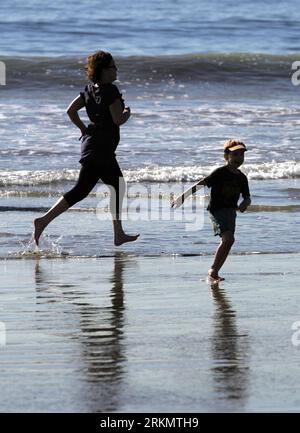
top-left (124, 106), bottom-right (131, 116)
top-left (171, 196), bottom-right (184, 209)
top-left (238, 199), bottom-right (251, 213)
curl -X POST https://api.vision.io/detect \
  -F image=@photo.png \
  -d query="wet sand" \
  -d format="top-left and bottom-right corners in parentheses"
top-left (0, 253), bottom-right (299, 412)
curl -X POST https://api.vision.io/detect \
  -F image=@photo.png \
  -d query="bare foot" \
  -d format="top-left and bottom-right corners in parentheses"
top-left (33, 217), bottom-right (46, 246)
top-left (207, 268), bottom-right (225, 284)
top-left (114, 233), bottom-right (140, 246)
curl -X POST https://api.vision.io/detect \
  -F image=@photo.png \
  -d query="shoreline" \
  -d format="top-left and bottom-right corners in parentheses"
top-left (2, 250), bottom-right (300, 261)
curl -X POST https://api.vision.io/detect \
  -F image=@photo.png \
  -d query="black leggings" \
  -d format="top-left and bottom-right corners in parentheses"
top-left (63, 158), bottom-right (124, 216)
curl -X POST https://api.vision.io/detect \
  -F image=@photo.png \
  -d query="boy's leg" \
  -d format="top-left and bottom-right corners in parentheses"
top-left (209, 230), bottom-right (235, 279)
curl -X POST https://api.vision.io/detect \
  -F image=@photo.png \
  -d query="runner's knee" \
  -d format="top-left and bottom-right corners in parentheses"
top-left (63, 187), bottom-right (90, 207)
top-left (221, 231), bottom-right (235, 246)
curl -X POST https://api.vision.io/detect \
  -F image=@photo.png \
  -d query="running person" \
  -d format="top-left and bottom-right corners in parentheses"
top-left (172, 139), bottom-right (251, 284)
top-left (33, 51), bottom-right (139, 246)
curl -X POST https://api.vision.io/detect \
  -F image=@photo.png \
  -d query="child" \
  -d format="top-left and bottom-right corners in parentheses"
top-left (172, 139), bottom-right (251, 284)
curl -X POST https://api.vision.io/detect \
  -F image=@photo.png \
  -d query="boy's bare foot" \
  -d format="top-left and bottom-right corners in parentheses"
top-left (114, 233), bottom-right (140, 246)
top-left (207, 268), bottom-right (225, 283)
top-left (33, 217), bottom-right (46, 246)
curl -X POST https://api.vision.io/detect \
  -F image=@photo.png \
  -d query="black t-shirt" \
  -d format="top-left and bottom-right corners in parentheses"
top-left (79, 83), bottom-right (125, 163)
top-left (80, 83), bottom-right (124, 128)
top-left (204, 165), bottom-right (250, 212)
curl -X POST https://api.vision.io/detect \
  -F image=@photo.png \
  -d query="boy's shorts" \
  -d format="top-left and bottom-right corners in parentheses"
top-left (209, 208), bottom-right (236, 237)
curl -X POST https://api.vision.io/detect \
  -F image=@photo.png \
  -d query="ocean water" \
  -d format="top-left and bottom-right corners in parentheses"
top-left (0, 0), bottom-right (299, 259)
top-left (1, 0), bottom-right (300, 56)
top-left (1, 0), bottom-right (300, 416)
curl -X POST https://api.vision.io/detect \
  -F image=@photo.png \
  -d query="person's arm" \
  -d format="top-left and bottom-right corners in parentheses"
top-left (66, 95), bottom-right (87, 136)
top-left (109, 99), bottom-right (131, 126)
top-left (171, 178), bottom-right (206, 208)
top-left (238, 176), bottom-right (251, 212)
top-left (238, 197), bottom-right (251, 212)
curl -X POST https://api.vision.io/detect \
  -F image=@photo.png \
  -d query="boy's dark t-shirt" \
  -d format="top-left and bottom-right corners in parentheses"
top-left (204, 165), bottom-right (250, 212)
top-left (79, 83), bottom-right (125, 164)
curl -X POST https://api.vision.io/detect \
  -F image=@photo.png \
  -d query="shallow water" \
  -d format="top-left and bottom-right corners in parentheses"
top-left (0, 254), bottom-right (299, 412)
top-left (0, 178), bottom-right (299, 260)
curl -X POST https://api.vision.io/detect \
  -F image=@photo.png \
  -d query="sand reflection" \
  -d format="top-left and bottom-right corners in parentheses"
top-left (210, 283), bottom-right (250, 406)
top-left (34, 253), bottom-right (129, 412)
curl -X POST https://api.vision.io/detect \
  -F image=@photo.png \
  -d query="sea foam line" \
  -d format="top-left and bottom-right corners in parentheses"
top-left (0, 161), bottom-right (299, 186)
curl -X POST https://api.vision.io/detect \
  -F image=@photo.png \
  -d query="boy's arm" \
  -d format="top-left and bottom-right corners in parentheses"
top-left (238, 175), bottom-right (251, 212)
top-left (238, 196), bottom-right (251, 212)
top-left (171, 179), bottom-right (206, 208)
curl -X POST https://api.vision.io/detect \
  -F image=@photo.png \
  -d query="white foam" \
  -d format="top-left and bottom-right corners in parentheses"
top-left (0, 161), bottom-right (299, 187)
top-left (125, 161), bottom-right (300, 182)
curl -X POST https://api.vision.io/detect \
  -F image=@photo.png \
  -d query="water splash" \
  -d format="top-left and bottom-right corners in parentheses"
top-left (12, 235), bottom-right (69, 258)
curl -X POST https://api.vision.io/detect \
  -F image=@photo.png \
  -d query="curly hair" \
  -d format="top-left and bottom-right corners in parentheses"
top-left (85, 51), bottom-right (113, 83)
